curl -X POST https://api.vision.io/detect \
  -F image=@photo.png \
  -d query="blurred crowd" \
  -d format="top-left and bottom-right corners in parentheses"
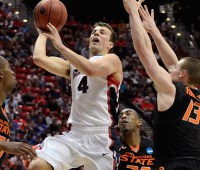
top-left (0, 1), bottom-right (194, 169)
top-left (173, 0), bottom-right (200, 48)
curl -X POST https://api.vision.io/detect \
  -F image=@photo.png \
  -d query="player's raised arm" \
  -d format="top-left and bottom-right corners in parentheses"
top-left (139, 5), bottom-right (178, 69)
top-left (123, 0), bottom-right (174, 95)
top-left (43, 22), bottom-right (122, 79)
top-left (33, 27), bottom-right (70, 79)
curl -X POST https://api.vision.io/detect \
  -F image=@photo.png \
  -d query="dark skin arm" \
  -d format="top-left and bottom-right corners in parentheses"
top-left (0, 141), bottom-right (37, 160)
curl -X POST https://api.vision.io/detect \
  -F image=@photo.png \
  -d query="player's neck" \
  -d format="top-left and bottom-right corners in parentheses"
top-left (124, 130), bottom-right (141, 147)
top-left (0, 89), bottom-right (6, 106)
top-left (89, 51), bottom-right (107, 58)
top-left (0, 96), bottom-right (4, 107)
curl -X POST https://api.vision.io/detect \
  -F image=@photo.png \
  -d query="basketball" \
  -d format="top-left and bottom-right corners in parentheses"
top-left (33, 0), bottom-right (67, 31)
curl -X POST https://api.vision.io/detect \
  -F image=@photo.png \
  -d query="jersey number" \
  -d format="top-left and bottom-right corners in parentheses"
top-left (0, 135), bottom-right (6, 158)
top-left (78, 76), bottom-right (89, 93)
top-left (182, 100), bottom-right (200, 125)
top-left (127, 165), bottom-right (150, 170)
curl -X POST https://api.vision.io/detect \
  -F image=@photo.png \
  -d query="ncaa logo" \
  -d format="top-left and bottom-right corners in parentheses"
top-left (146, 147), bottom-right (153, 154)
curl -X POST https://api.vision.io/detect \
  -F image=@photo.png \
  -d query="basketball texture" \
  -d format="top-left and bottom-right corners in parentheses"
top-left (33, 0), bottom-right (67, 31)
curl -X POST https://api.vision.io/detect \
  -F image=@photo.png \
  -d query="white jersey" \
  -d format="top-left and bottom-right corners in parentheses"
top-left (69, 55), bottom-right (121, 127)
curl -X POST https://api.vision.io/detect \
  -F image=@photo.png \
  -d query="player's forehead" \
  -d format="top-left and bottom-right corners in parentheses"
top-left (119, 109), bottom-right (137, 117)
top-left (92, 26), bottom-right (111, 34)
top-left (0, 56), bottom-right (9, 70)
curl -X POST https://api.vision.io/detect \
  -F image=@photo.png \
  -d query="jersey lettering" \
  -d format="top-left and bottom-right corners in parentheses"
top-left (186, 87), bottom-right (200, 101)
top-left (120, 154), bottom-right (154, 165)
top-left (0, 135), bottom-right (6, 158)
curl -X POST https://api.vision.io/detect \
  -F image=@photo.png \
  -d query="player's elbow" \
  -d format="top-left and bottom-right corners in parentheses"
top-left (33, 55), bottom-right (44, 66)
top-left (33, 55), bottom-right (39, 64)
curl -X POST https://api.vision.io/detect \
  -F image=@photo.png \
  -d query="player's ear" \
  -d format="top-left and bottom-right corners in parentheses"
top-left (179, 70), bottom-right (186, 77)
top-left (137, 119), bottom-right (142, 126)
top-left (108, 41), bottom-right (114, 50)
top-left (0, 71), bottom-right (3, 80)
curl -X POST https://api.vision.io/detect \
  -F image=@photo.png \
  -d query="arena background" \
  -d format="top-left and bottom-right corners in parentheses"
top-left (0, 0), bottom-right (200, 169)
top-left (23, 0), bottom-right (200, 33)
top-left (24, 0), bottom-right (172, 22)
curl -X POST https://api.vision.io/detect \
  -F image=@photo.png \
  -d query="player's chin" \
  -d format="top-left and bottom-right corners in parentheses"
top-left (90, 41), bottom-right (100, 46)
top-left (9, 83), bottom-right (17, 94)
top-left (90, 46), bottom-right (99, 53)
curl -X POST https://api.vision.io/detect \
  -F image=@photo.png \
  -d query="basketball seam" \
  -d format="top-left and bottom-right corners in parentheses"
top-left (48, 0), bottom-right (52, 24)
top-left (55, 2), bottom-right (63, 29)
top-left (36, 3), bottom-right (42, 28)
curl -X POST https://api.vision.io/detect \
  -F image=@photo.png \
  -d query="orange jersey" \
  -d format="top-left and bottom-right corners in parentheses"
top-left (0, 107), bottom-right (10, 165)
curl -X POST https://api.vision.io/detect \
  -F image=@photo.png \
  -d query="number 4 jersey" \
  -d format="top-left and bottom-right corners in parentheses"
top-left (69, 55), bottom-right (121, 127)
top-left (118, 136), bottom-right (156, 170)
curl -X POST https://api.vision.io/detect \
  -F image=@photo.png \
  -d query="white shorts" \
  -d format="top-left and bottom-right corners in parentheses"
top-left (36, 125), bottom-right (120, 170)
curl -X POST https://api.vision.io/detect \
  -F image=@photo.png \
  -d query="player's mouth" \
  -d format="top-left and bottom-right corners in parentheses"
top-left (92, 37), bottom-right (100, 43)
top-left (122, 120), bottom-right (128, 124)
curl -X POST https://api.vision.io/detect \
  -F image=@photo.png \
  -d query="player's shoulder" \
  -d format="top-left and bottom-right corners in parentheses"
top-left (104, 53), bottom-right (122, 66)
top-left (90, 54), bottom-right (119, 60)
top-left (173, 81), bottom-right (185, 88)
top-left (141, 136), bottom-right (153, 146)
top-left (119, 141), bottom-right (129, 152)
top-left (173, 81), bottom-right (187, 97)
top-left (104, 53), bottom-right (120, 58)
top-left (139, 137), bottom-right (154, 155)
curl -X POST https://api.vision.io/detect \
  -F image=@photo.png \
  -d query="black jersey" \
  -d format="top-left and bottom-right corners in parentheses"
top-left (118, 137), bottom-right (156, 170)
top-left (0, 107), bottom-right (10, 166)
top-left (154, 82), bottom-right (200, 166)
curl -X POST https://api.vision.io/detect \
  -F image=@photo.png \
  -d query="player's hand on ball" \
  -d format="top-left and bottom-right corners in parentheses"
top-left (34, 22), bottom-right (43, 34)
top-left (43, 23), bottom-right (63, 50)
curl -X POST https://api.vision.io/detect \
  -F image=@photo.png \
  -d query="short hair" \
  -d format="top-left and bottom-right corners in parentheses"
top-left (0, 56), bottom-right (7, 71)
top-left (119, 108), bottom-right (141, 119)
top-left (94, 22), bottom-right (117, 46)
top-left (180, 57), bottom-right (200, 86)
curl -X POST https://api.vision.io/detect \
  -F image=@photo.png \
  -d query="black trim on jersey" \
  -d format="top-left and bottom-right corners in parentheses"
top-left (110, 127), bottom-right (122, 152)
top-left (109, 86), bottom-right (119, 124)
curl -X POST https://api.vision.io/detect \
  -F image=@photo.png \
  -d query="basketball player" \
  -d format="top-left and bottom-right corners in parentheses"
top-left (118, 108), bottom-right (156, 170)
top-left (123, 0), bottom-right (200, 169)
top-left (28, 22), bottom-right (123, 170)
top-left (0, 56), bottom-right (37, 166)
